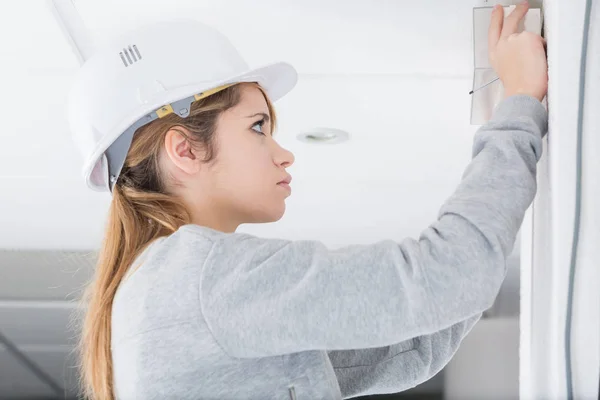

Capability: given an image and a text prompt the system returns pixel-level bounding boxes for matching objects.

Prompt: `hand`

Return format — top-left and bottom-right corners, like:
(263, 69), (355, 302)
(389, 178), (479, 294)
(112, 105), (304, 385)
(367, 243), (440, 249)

(488, 1), (549, 102)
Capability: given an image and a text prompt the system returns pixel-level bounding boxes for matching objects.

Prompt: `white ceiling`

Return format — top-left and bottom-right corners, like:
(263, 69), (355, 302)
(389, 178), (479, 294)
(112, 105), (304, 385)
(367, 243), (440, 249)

(0, 0), (507, 250)
(0, 0), (534, 397)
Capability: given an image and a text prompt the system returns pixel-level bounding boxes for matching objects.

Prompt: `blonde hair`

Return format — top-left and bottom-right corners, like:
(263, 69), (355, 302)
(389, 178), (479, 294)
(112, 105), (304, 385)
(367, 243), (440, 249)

(74, 82), (277, 399)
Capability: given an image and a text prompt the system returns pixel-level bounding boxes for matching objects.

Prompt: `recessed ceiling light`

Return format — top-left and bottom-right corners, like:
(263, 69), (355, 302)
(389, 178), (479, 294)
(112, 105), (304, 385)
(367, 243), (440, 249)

(296, 128), (350, 144)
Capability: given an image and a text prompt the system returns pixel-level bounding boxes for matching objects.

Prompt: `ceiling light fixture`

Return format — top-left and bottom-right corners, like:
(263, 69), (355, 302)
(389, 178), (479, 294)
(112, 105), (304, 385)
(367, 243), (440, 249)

(296, 128), (350, 144)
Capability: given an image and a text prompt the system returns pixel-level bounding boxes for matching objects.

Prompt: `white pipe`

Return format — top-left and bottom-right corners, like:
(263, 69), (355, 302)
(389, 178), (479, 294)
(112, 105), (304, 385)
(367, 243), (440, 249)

(46, 0), (95, 65)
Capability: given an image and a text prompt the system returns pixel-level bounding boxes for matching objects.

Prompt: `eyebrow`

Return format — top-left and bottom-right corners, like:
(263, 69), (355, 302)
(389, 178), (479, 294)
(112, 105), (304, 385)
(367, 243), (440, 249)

(247, 112), (270, 123)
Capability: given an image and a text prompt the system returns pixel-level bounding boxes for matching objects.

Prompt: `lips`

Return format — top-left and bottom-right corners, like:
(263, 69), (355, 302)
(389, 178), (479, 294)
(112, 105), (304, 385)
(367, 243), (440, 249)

(278, 175), (292, 185)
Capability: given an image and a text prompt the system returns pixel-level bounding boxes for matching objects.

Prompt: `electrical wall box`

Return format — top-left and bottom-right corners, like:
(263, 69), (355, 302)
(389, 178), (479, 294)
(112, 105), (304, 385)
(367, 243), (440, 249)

(471, 5), (543, 125)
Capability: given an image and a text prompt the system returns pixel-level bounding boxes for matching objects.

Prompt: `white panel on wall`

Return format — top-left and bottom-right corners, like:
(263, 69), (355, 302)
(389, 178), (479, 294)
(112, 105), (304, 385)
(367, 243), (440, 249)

(520, 0), (600, 398)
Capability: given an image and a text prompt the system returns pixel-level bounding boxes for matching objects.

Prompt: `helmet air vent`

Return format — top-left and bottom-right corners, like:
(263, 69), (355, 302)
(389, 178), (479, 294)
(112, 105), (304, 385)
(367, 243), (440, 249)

(119, 45), (142, 67)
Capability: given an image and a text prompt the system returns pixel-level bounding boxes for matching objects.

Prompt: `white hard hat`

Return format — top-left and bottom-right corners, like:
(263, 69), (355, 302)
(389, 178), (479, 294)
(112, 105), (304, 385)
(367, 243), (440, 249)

(67, 18), (298, 193)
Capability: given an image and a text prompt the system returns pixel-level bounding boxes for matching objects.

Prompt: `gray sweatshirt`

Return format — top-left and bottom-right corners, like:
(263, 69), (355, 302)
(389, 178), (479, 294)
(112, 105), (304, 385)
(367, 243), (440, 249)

(111, 94), (548, 400)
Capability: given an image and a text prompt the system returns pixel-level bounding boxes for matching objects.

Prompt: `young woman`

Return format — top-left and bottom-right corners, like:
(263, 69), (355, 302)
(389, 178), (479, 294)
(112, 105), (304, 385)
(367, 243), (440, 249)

(71, 2), (548, 399)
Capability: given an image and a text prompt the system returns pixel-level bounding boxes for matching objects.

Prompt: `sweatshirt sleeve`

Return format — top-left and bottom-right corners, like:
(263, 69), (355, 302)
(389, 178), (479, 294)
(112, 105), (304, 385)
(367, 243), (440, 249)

(327, 314), (482, 398)
(199, 94), (548, 359)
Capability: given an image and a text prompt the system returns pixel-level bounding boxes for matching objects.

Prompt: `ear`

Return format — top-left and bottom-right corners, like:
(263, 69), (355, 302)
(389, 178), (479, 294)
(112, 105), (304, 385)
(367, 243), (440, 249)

(163, 127), (203, 175)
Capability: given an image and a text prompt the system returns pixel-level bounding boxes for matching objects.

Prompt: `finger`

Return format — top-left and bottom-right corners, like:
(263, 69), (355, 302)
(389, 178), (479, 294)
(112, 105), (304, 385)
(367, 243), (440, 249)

(501, 2), (529, 38)
(488, 5), (504, 50)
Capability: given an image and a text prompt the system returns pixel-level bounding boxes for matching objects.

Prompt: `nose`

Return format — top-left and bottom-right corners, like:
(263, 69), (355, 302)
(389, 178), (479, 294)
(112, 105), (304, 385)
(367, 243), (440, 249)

(273, 141), (295, 168)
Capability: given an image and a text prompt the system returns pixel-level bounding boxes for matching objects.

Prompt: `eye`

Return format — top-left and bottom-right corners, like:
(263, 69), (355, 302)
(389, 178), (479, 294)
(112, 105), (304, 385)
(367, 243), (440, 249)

(251, 119), (266, 135)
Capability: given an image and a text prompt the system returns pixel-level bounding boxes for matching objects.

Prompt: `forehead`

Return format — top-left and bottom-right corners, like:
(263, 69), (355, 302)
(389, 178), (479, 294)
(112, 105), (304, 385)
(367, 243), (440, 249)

(232, 84), (270, 115)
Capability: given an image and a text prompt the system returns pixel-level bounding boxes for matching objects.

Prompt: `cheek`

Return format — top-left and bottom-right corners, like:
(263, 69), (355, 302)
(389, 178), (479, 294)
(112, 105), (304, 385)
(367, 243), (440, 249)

(218, 140), (271, 190)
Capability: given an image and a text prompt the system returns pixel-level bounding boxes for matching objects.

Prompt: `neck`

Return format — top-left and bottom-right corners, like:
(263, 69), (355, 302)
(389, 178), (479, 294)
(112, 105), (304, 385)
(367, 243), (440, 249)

(186, 199), (241, 233)
(190, 215), (240, 233)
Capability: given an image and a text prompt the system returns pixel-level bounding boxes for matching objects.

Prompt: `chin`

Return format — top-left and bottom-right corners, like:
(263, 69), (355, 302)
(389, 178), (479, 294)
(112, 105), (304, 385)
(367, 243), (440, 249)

(244, 195), (287, 224)
(256, 203), (286, 223)
(268, 205), (286, 222)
